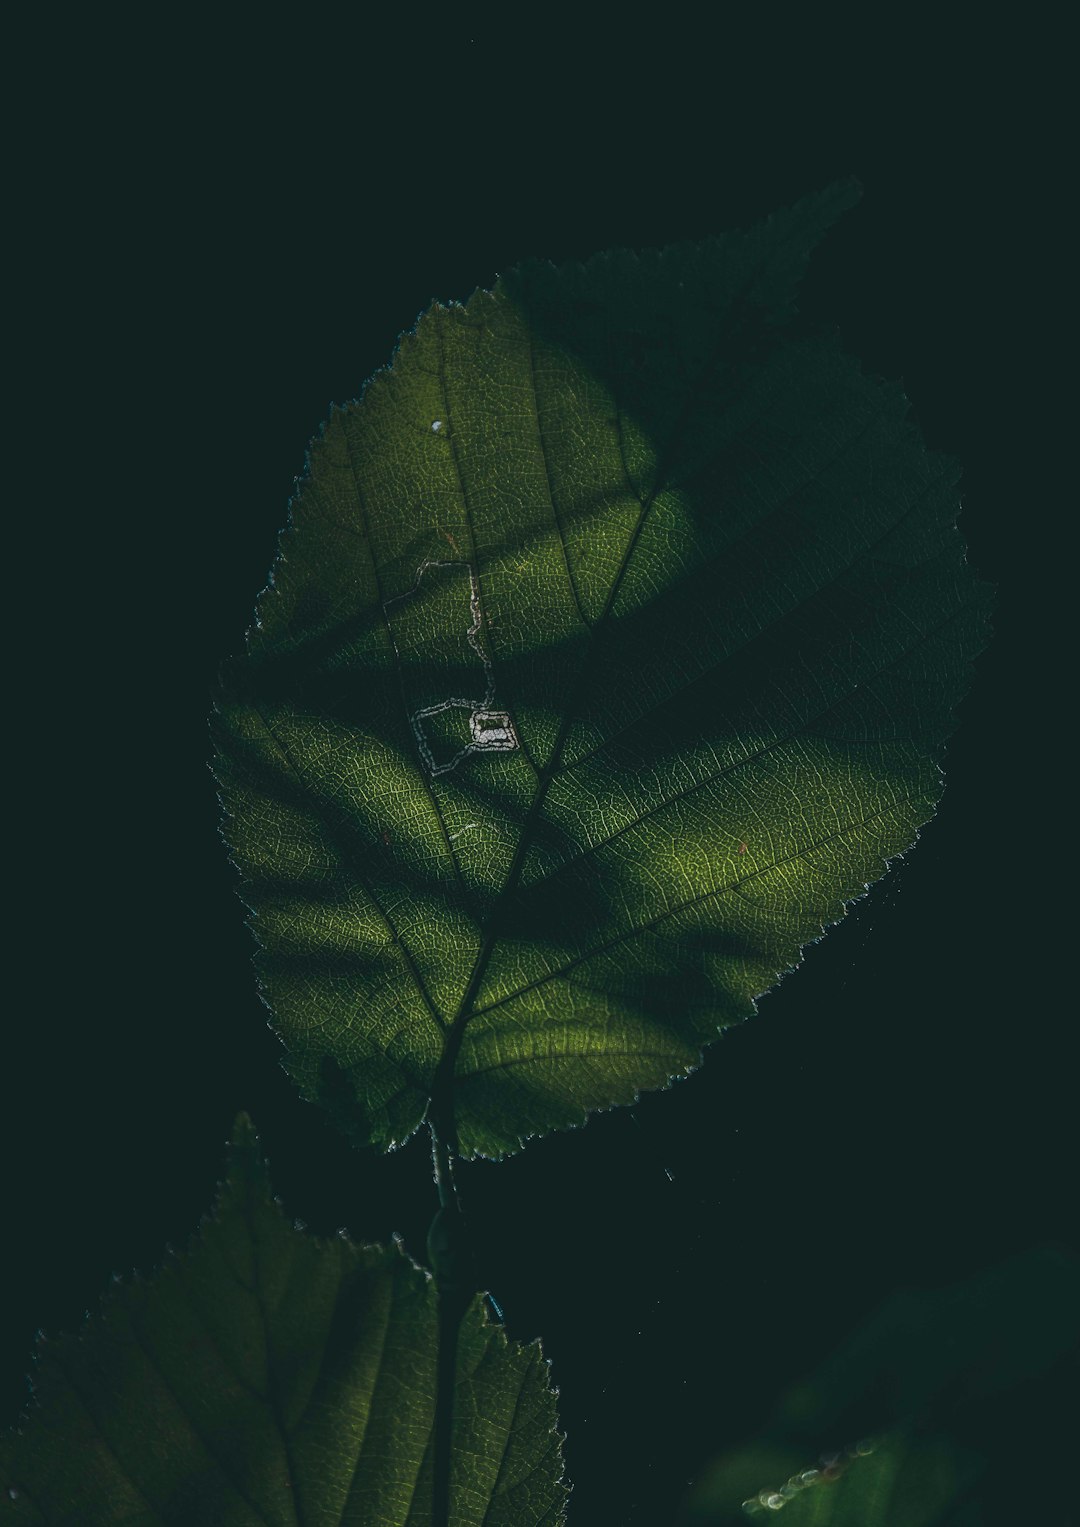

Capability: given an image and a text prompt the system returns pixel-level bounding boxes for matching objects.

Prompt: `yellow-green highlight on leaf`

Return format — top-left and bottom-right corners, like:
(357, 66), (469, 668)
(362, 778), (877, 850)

(0, 1116), (568, 1526)
(213, 180), (992, 1158)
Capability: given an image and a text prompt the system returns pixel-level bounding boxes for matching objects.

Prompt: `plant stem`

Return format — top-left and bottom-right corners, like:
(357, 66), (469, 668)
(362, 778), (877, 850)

(433, 1287), (458, 1527)
(431, 1125), (457, 1212)
(429, 1122), (469, 1527)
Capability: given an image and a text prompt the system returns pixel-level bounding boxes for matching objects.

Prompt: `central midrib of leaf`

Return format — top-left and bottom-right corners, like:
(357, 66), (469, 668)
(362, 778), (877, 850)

(428, 259), (779, 1148)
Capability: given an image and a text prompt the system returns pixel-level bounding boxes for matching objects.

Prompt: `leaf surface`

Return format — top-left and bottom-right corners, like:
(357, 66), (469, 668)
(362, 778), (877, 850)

(214, 182), (990, 1157)
(0, 1118), (566, 1525)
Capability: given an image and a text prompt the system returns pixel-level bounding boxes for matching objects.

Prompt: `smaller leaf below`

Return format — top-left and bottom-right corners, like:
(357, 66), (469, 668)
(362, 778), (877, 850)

(0, 1116), (567, 1526)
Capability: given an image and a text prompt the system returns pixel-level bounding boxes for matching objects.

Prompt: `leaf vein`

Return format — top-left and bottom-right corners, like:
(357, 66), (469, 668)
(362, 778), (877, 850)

(471, 800), (901, 1021)
(517, 592), (976, 896)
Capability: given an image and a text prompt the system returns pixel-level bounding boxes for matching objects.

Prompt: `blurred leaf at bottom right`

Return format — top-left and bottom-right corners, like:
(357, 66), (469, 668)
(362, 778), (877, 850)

(681, 1248), (1080, 1526)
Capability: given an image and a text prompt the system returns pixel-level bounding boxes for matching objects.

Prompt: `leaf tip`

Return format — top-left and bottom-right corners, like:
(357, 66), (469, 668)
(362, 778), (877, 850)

(225, 1110), (262, 1168)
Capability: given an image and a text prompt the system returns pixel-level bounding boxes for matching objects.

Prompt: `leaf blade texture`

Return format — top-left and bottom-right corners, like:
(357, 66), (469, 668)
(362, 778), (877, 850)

(214, 182), (991, 1157)
(0, 1118), (567, 1525)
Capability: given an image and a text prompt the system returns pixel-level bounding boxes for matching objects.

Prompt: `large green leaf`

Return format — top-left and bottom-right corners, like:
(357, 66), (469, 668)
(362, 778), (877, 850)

(214, 181), (990, 1158)
(0, 1118), (566, 1525)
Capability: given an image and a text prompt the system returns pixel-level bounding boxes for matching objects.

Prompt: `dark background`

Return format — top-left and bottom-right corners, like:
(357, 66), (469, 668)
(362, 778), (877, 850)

(7, 19), (1072, 1524)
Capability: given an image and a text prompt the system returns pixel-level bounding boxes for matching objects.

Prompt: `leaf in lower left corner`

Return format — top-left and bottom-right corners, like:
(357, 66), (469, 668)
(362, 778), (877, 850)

(0, 1115), (568, 1525)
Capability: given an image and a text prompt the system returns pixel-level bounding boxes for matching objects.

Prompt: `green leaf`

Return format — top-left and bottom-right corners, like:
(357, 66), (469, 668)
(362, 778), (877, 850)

(682, 1250), (1080, 1526)
(705, 1431), (977, 1526)
(0, 1117), (567, 1525)
(213, 181), (990, 1158)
